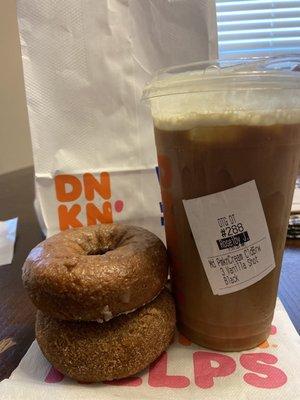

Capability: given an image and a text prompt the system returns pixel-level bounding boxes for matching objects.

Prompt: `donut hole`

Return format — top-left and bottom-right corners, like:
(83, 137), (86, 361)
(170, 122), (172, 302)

(87, 247), (111, 256)
(77, 228), (126, 256)
(76, 233), (117, 256)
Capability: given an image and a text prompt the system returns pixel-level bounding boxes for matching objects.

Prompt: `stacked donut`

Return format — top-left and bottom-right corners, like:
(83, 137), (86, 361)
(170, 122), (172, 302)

(22, 224), (175, 382)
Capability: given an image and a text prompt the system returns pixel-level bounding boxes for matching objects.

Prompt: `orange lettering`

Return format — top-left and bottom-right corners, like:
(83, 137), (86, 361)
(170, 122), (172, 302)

(83, 173), (111, 201)
(55, 175), (82, 202)
(86, 202), (113, 225)
(158, 154), (172, 189)
(58, 204), (83, 230)
(178, 333), (192, 346)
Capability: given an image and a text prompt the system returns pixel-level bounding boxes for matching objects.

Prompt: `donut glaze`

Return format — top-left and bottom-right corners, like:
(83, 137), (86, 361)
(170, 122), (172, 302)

(23, 224), (168, 321)
(36, 289), (176, 382)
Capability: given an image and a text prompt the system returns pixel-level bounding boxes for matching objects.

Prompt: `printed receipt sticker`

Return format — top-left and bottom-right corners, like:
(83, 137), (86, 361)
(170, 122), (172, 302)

(183, 181), (276, 295)
(5, 300), (299, 400)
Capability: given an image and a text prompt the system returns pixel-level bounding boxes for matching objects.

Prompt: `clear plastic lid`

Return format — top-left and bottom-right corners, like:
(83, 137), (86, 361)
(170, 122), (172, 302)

(143, 56), (300, 98)
(143, 56), (300, 130)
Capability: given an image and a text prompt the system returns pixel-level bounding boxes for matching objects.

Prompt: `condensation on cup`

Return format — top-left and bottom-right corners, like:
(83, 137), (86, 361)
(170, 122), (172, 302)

(143, 56), (300, 351)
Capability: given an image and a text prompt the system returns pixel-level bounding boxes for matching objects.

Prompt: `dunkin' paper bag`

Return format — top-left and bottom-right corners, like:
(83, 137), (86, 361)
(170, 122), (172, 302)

(16, 0), (217, 238)
(1, 300), (299, 399)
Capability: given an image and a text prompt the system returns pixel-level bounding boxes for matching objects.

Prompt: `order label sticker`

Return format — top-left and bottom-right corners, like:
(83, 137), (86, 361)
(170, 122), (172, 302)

(183, 180), (275, 295)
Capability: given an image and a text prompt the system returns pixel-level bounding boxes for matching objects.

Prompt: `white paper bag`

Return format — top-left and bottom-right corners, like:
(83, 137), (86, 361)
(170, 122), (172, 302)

(16, 0), (217, 238)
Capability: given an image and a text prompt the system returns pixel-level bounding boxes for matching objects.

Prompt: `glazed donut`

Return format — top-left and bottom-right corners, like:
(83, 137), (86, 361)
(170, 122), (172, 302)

(23, 224), (168, 321)
(36, 289), (175, 382)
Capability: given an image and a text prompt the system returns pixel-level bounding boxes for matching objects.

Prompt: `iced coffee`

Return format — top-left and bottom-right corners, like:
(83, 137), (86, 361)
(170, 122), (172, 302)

(144, 57), (300, 350)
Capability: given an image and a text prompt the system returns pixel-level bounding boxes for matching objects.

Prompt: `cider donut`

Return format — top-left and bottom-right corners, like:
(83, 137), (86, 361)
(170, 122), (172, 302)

(36, 289), (175, 382)
(23, 224), (168, 321)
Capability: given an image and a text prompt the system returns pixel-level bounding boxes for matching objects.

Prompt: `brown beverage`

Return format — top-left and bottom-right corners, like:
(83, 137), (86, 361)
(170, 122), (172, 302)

(155, 123), (300, 350)
(144, 57), (300, 351)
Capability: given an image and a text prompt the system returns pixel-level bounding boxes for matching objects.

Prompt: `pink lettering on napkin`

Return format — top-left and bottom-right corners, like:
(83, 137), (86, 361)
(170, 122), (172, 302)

(45, 366), (64, 383)
(193, 351), (236, 389)
(240, 353), (287, 388)
(148, 352), (190, 388)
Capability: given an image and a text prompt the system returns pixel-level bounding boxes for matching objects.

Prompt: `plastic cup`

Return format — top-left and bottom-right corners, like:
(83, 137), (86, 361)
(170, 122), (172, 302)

(143, 56), (300, 351)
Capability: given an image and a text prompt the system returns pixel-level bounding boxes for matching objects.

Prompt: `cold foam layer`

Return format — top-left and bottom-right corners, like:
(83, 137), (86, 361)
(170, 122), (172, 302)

(151, 89), (300, 131)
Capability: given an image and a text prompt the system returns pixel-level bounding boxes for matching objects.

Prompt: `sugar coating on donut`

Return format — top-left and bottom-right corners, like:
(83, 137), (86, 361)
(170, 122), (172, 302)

(36, 288), (176, 382)
(94, 289), (163, 323)
(95, 305), (113, 323)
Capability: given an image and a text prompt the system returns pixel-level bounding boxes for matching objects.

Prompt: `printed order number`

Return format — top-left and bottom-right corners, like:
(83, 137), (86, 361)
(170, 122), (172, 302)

(223, 223), (244, 237)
